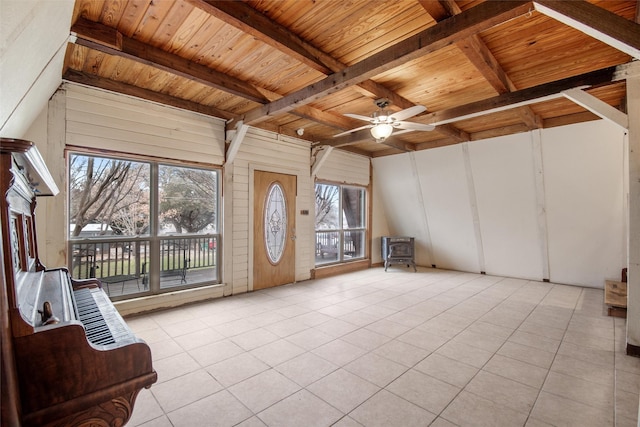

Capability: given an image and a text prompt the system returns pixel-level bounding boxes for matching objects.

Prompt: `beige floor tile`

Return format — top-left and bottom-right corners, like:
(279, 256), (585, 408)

(530, 391), (613, 427)
(312, 338), (369, 366)
(274, 352), (338, 387)
(128, 388), (165, 427)
(558, 340), (614, 366)
(126, 269), (638, 426)
(563, 329), (615, 352)
(257, 389), (343, 427)
(148, 338), (184, 361)
(452, 329), (506, 353)
(330, 416), (364, 427)
(249, 339), (305, 367)
(188, 338), (245, 367)
(137, 327), (171, 344)
(372, 339), (432, 367)
(344, 352), (408, 387)
(153, 352), (201, 384)
(340, 328), (392, 351)
(429, 418), (459, 427)
(542, 370), (613, 408)
(441, 390), (528, 427)
(465, 370), (539, 414)
(397, 328), (450, 352)
(551, 354), (614, 387)
(285, 328), (335, 350)
(205, 352), (270, 387)
(524, 417), (555, 427)
(136, 416), (174, 427)
(616, 388), (640, 421)
(307, 369), (380, 413)
(483, 354), (548, 389)
(466, 320), (515, 339)
(496, 341), (555, 369)
(509, 330), (561, 353)
(349, 390), (437, 427)
(173, 327), (225, 351)
(615, 352), (640, 375)
(230, 328), (280, 351)
(435, 340), (494, 368)
(385, 310), (428, 328)
(364, 318), (412, 338)
(161, 318), (209, 338)
(152, 370), (223, 413)
(263, 317), (310, 338)
(167, 390), (252, 427)
(386, 368), (460, 414)
(228, 369), (300, 413)
(517, 319), (566, 341)
(417, 313), (473, 339)
(338, 310), (380, 327)
(234, 416), (268, 427)
(314, 318), (360, 338)
(414, 353), (479, 388)
(616, 370), (640, 394)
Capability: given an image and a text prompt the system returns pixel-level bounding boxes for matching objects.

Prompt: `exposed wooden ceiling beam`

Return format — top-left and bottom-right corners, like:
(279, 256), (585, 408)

(71, 17), (359, 135)
(321, 63), (627, 149)
(71, 18), (270, 104)
(62, 69), (239, 121)
(422, 66), (621, 126)
(190, 0), (416, 110)
(534, 0), (640, 59)
(420, 0), (542, 132)
(241, 1), (533, 125)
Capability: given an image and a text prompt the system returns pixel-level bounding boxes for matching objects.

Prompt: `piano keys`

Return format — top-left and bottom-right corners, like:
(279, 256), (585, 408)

(1, 138), (157, 427)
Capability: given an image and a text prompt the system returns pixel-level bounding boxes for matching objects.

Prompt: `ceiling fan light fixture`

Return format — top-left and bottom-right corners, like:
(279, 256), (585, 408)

(370, 123), (393, 141)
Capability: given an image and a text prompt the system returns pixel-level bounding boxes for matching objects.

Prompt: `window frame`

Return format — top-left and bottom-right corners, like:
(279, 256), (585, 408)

(66, 150), (221, 301)
(314, 181), (368, 266)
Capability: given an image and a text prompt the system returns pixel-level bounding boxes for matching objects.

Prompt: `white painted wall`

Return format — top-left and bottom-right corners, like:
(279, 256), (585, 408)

(373, 120), (626, 288)
(467, 132), (544, 280)
(542, 121), (626, 287)
(0, 0), (74, 138)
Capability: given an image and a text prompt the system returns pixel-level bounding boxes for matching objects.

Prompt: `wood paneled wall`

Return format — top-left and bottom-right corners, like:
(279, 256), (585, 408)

(64, 84), (226, 164)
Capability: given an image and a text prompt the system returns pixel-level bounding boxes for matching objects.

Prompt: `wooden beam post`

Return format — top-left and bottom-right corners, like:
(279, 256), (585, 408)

(626, 74), (640, 355)
(562, 88), (628, 129)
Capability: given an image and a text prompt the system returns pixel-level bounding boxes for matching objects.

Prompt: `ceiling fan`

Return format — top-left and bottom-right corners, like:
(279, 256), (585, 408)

(334, 99), (435, 142)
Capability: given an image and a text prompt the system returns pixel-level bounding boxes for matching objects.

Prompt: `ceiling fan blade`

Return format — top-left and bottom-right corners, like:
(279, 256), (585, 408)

(344, 113), (374, 122)
(395, 121), (435, 131)
(390, 105), (427, 121)
(333, 124), (373, 137)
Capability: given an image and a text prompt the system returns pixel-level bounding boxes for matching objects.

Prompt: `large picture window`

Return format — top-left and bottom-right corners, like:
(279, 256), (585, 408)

(315, 182), (366, 266)
(68, 153), (220, 300)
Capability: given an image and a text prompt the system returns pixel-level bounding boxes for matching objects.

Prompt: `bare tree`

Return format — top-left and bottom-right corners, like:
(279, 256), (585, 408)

(69, 156), (148, 236)
(315, 184), (339, 229)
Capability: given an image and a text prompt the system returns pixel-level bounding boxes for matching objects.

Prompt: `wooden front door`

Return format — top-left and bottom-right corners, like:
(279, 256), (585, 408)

(253, 171), (296, 290)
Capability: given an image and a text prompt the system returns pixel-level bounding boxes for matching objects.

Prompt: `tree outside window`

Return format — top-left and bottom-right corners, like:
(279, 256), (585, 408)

(315, 183), (366, 265)
(68, 153), (220, 299)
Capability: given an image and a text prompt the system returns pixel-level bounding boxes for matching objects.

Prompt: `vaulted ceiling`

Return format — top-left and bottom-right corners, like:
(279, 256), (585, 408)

(65, 0), (640, 157)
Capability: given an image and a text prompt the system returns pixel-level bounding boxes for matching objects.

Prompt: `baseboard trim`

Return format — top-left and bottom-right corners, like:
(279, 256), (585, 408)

(627, 342), (640, 358)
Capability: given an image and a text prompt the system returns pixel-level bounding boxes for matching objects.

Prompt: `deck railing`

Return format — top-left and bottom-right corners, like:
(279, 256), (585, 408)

(69, 235), (219, 297)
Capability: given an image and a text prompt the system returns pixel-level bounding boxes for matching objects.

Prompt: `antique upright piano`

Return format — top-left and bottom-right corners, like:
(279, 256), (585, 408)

(0, 138), (157, 426)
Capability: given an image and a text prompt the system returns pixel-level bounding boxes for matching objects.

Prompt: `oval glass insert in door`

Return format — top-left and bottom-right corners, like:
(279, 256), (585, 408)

(264, 182), (287, 264)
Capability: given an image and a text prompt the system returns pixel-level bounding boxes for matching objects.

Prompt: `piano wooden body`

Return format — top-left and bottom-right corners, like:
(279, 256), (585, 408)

(0, 139), (157, 426)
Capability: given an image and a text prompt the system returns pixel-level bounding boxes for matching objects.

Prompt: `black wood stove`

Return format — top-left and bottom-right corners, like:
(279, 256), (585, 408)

(381, 236), (416, 272)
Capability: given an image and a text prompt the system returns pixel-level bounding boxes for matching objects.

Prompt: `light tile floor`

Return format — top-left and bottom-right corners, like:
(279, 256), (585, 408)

(125, 268), (640, 427)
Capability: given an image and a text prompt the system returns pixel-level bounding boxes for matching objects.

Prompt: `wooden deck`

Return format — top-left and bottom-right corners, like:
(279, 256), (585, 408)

(102, 267), (217, 298)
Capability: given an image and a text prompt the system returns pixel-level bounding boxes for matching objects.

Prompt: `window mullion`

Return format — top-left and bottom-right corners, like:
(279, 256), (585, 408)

(149, 163), (160, 292)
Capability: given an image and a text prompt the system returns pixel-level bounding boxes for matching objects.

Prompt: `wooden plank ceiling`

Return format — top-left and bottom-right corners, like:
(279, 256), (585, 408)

(64, 0), (639, 157)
